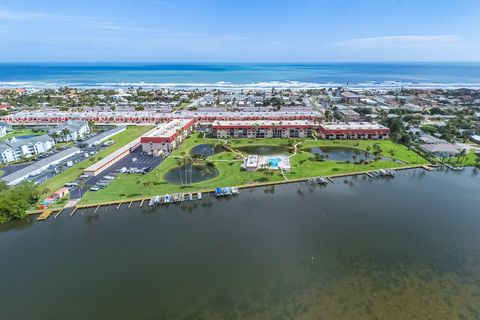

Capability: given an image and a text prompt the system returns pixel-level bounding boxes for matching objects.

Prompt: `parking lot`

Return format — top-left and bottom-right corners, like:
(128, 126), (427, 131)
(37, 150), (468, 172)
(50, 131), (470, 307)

(69, 147), (164, 199)
(28, 144), (105, 185)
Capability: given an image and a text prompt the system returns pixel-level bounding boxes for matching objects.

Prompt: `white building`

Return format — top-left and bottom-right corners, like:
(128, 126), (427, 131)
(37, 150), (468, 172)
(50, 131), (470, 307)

(140, 119), (195, 156)
(0, 122), (13, 137)
(48, 120), (90, 142)
(0, 145), (17, 163)
(0, 135), (56, 163)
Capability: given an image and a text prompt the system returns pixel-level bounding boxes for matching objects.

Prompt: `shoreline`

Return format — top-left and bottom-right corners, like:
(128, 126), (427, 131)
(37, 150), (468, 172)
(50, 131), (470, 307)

(27, 164), (435, 217)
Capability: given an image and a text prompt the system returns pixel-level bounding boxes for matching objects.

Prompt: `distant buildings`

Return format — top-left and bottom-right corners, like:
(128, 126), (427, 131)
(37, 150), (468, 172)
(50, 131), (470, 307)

(0, 135), (56, 164)
(419, 143), (463, 157)
(337, 109), (361, 122)
(340, 92), (361, 104)
(212, 120), (316, 139)
(318, 123), (390, 140)
(48, 120), (90, 142)
(0, 122), (12, 137)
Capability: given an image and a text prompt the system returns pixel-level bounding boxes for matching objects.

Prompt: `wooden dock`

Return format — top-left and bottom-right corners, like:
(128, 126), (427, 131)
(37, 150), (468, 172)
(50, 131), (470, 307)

(37, 210), (53, 221)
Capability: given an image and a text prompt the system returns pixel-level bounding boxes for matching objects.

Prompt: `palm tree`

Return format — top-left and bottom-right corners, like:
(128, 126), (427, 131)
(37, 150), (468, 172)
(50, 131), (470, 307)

(176, 159), (184, 185)
(346, 160), (351, 168)
(61, 128), (71, 142)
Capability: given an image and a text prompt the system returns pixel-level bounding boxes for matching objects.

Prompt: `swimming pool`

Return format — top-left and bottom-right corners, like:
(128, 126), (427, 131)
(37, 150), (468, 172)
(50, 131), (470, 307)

(267, 157), (282, 168)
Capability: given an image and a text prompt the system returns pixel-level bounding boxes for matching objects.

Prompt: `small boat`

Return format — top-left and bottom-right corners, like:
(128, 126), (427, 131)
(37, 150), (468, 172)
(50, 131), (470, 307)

(164, 194), (172, 204)
(215, 188), (223, 197)
(148, 198), (155, 206)
(223, 187), (232, 196)
(153, 195), (161, 205)
(231, 187), (239, 195)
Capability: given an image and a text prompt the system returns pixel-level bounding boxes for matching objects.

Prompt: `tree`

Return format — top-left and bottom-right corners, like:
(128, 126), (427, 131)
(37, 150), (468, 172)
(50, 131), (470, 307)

(0, 182), (39, 222)
(61, 128), (71, 141)
(176, 159), (184, 186)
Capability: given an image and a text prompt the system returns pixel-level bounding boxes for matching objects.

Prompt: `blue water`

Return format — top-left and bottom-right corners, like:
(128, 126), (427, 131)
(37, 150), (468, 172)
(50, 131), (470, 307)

(268, 158), (281, 168)
(1, 62), (480, 89)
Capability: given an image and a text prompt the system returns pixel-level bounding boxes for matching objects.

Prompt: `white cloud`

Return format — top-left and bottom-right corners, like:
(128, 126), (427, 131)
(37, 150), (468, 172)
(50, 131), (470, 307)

(329, 35), (461, 48)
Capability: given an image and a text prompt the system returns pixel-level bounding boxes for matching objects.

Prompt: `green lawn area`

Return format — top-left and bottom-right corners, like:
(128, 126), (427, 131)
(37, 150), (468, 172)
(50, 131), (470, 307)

(80, 133), (428, 205)
(0, 128), (46, 141)
(39, 125), (153, 194)
(442, 150), (479, 166)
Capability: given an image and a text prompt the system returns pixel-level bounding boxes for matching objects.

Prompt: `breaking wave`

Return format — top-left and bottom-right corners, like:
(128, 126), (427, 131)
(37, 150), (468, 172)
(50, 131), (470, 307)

(2, 80), (480, 90)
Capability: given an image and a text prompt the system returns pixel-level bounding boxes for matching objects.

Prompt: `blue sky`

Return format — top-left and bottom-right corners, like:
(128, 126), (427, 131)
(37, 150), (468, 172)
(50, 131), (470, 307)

(1, 0), (480, 62)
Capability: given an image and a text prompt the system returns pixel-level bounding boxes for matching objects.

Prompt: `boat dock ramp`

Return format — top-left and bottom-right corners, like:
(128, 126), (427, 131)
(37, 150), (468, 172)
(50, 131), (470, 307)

(307, 177), (329, 185)
(214, 187), (239, 197)
(365, 169), (396, 178)
(148, 192), (203, 206)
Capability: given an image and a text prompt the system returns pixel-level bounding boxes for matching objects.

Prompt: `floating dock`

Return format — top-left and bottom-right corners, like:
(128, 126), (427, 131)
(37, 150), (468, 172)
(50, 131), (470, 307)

(37, 210), (53, 221)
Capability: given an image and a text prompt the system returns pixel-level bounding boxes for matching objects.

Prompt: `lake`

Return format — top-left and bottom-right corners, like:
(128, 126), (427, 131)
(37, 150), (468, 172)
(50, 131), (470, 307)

(190, 143), (225, 157)
(236, 145), (290, 155)
(0, 168), (479, 319)
(163, 164), (219, 185)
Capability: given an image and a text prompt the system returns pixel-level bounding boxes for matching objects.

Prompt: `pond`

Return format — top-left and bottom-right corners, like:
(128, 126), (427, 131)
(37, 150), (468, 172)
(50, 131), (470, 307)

(309, 146), (384, 162)
(190, 143), (225, 157)
(14, 135), (35, 140)
(236, 145), (290, 155)
(163, 164), (219, 185)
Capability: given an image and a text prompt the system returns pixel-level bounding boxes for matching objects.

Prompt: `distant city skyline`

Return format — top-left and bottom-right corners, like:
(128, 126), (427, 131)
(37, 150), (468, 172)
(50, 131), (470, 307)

(1, 0), (480, 62)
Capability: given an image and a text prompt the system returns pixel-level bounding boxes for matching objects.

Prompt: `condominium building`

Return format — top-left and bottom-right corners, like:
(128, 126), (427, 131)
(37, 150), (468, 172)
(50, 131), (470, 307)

(318, 123), (390, 140)
(140, 119), (195, 156)
(211, 120), (316, 139)
(48, 120), (90, 142)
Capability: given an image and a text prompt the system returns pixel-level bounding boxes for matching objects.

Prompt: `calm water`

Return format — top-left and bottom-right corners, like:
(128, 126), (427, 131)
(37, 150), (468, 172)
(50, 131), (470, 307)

(190, 144), (225, 157)
(236, 145), (290, 155)
(0, 169), (480, 319)
(163, 164), (219, 185)
(309, 146), (376, 162)
(2, 62), (480, 89)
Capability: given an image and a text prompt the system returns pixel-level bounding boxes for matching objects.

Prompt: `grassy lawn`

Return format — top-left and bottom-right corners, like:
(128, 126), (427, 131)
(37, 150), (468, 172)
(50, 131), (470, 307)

(39, 125), (153, 194)
(0, 128), (46, 141)
(80, 133), (428, 205)
(441, 150), (479, 166)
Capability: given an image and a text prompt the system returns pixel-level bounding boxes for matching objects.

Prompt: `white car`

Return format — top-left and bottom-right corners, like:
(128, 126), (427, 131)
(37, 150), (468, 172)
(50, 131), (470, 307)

(89, 186), (100, 191)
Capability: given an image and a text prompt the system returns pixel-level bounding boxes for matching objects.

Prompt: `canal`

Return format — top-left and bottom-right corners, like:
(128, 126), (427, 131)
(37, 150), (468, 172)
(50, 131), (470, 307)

(0, 168), (479, 319)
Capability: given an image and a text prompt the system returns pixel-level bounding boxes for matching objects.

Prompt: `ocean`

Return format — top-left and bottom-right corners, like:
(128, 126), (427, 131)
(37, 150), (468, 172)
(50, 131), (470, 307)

(1, 62), (480, 89)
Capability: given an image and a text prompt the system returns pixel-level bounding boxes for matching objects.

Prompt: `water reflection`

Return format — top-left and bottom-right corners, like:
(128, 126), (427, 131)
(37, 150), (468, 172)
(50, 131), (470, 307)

(236, 145), (290, 155)
(164, 164), (219, 184)
(0, 169), (479, 319)
(190, 143), (225, 157)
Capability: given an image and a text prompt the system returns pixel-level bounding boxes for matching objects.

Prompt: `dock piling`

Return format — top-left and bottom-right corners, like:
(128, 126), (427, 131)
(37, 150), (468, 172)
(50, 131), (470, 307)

(54, 209), (63, 219)
(70, 207), (78, 217)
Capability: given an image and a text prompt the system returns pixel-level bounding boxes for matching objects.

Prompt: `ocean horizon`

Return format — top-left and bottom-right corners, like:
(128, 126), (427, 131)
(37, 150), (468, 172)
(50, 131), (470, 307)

(2, 62), (480, 90)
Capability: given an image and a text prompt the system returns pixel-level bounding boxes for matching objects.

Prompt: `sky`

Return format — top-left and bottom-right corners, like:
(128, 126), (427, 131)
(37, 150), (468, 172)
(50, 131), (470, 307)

(1, 0), (480, 62)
